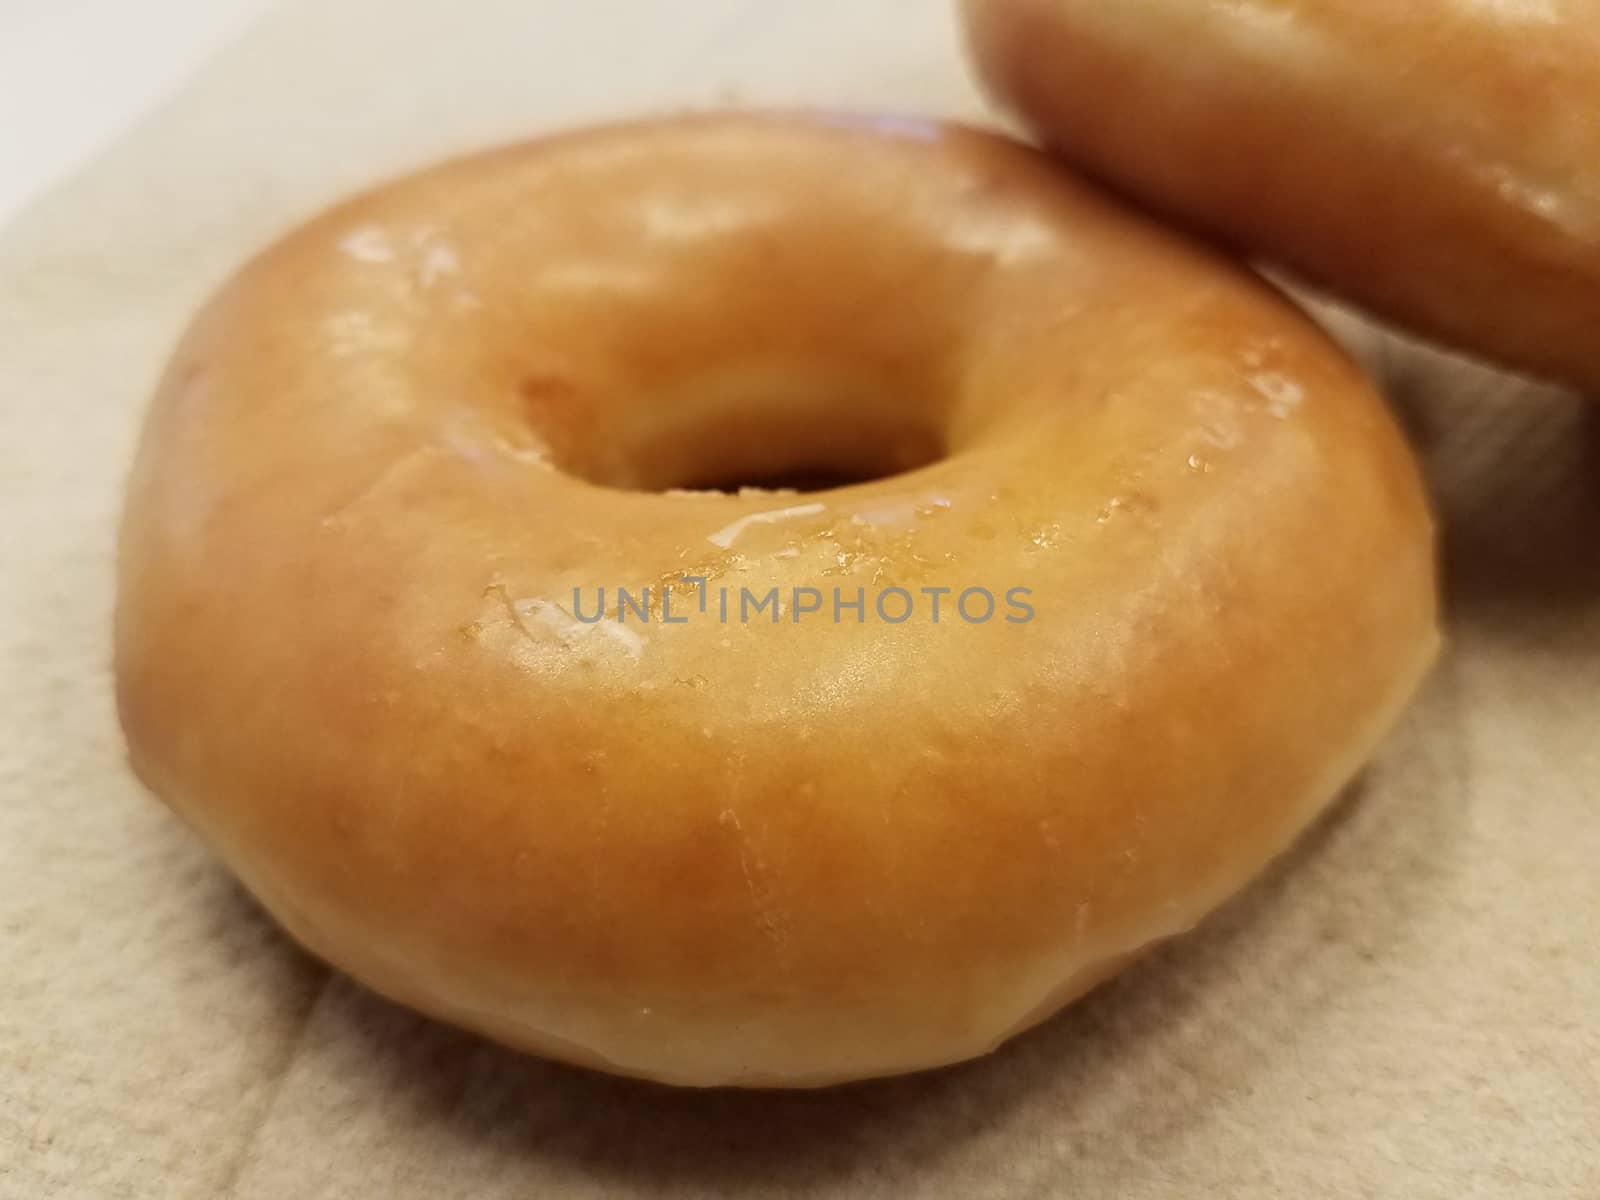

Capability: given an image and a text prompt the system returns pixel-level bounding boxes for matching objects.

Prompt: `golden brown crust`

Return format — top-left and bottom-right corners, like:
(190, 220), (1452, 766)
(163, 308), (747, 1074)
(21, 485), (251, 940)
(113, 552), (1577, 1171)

(115, 113), (1438, 1086)
(962, 0), (1600, 391)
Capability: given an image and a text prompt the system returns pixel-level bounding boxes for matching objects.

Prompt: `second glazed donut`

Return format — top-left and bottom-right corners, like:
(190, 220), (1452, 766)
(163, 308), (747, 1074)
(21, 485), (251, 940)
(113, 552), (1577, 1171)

(963, 0), (1600, 390)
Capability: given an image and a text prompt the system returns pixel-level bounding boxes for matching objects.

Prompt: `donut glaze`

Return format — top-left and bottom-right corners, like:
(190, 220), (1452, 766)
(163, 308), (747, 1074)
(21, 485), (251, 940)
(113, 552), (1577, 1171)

(963, 0), (1600, 391)
(116, 114), (1438, 1086)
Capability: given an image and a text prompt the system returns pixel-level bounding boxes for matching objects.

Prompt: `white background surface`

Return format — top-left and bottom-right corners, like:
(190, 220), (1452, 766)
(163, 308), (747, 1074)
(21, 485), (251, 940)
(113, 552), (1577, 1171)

(0, 0), (271, 228)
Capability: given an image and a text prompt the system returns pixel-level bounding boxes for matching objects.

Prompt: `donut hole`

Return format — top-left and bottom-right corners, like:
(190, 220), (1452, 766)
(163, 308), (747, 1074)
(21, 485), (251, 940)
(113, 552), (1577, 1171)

(647, 406), (947, 494)
(682, 466), (908, 495)
(523, 364), (952, 494)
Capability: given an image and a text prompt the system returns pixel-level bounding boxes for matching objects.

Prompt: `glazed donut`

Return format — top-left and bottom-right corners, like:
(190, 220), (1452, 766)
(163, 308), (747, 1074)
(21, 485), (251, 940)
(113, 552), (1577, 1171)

(116, 113), (1437, 1087)
(962, 0), (1600, 391)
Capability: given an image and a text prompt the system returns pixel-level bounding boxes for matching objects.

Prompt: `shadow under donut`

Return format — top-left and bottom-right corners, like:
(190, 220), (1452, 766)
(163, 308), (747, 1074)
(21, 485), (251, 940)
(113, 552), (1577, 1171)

(1304, 298), (1600, 634)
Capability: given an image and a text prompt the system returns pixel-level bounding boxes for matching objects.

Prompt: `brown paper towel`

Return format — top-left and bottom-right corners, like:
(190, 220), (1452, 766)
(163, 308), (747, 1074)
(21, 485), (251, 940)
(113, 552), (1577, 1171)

(2, 2), (1596, 1196)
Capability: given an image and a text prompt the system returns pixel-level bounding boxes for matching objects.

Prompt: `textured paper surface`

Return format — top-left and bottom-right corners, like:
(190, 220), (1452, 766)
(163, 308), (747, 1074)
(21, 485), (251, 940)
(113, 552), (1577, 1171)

(2, 2), (1596, 1196)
